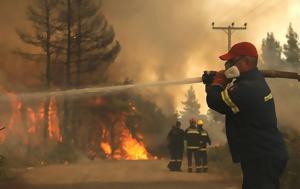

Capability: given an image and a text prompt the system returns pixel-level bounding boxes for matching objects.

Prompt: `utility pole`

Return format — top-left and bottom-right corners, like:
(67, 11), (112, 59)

(212, 22), (247, 51)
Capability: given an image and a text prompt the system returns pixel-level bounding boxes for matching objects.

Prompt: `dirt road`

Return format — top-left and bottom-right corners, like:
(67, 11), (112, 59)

(2, 160), (240, 189)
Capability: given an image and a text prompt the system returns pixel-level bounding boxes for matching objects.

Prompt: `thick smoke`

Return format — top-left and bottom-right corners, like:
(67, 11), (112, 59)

(0, 0), (300, 152)
(102, 0), (300, 114)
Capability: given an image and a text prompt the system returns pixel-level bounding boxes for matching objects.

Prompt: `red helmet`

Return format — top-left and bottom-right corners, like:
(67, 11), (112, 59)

(219, 42), (258, 61)
(189, 118), (196, 124)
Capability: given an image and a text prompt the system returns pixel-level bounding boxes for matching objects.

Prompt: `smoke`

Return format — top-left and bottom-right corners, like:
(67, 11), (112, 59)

(101, 0), (300, 114)
(267, 75), (300, 131)
(101, 0), (300, 137)
(1, 0), (299, 113)
(0, 0), (299, 155)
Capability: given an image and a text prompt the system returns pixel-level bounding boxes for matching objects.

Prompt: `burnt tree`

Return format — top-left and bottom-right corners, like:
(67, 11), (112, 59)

(16, 0), (60, 145)
(55, 0), (120, 146)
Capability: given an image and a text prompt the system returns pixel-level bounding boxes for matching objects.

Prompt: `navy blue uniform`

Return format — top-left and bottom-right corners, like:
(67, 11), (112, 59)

(185, 126), (201, 172)
(197, 127), (211, 172)
(205, 68), (287, 189)
(167, 126), (185, 171)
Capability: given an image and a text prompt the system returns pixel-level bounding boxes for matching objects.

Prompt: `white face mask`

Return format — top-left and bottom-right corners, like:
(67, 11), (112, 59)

(224, 66), (240, 79)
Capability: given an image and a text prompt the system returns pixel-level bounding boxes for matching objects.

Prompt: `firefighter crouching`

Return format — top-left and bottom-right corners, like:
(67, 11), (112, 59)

(167, 120), (185, 171)
(197, 119), (211, 173)
(185, 118), (201, 172)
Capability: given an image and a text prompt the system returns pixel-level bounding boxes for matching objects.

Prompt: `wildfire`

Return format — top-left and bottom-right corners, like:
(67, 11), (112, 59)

(100, 142), (112, 155)
(1, 90), (154, 161)
(48, 98), (61, 142)
(100, 113), (154, 160)
(27, 107), (37, 134)
(0, 92), (62, 145)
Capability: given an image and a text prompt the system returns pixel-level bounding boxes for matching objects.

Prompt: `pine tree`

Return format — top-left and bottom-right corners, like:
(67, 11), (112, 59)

(283, 24), (300, 68)
(180, 86), (201, 127)
(55, 0), (120, 87)
(53, 0), (120, 145)
(261, 32), (283, 69)
(16, 0), (60, 143)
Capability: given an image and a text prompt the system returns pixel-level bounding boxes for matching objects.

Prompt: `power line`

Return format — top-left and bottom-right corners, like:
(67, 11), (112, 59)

(212, 22), (247, 51)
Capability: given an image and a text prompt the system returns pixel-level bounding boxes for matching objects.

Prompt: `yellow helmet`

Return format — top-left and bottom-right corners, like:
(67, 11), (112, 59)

(197, 119), (204, 126)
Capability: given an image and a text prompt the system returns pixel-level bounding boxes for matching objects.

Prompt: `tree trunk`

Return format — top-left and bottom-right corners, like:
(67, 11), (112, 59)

(62, 0), (72, 145)
(44, 0), (51, 145)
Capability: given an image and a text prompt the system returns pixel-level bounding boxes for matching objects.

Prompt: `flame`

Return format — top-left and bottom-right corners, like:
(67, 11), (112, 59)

(119, 125), (149, 160)
(27, 107), (37, 134)
(0, 92), (62, 145)
(0, 90), (153, 160)
(100, 127), (112, 157)
(100, 113), (154, 160)
(100, 142), (112, 155)
(48, 98), (61, 142)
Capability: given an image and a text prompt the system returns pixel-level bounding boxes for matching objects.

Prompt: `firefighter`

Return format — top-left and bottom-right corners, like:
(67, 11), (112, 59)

(196, 119), (211, 173)
(202, 42), (288, 189)
(185, 118), (201, 172)
(167, 120), (185, 171)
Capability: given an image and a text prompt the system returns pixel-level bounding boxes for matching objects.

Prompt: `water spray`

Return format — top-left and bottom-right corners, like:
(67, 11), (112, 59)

(4, 70), (300, 100)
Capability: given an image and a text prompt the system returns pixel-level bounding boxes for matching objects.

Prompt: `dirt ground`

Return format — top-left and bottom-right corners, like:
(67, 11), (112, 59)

(1, 160), (240, 189)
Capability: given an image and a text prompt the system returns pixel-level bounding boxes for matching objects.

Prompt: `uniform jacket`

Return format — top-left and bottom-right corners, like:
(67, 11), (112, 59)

(167, 126), (185, 150)
(206, 68), (287, 163)
(185, 126), (201, 149)
(197, 127), (211, 149)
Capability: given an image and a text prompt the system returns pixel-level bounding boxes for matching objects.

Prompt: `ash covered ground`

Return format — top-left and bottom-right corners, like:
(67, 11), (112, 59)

(2, 160), (240, 189)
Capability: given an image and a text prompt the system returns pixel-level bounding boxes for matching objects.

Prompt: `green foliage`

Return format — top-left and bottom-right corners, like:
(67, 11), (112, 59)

(283, 24), (300, 67)
(261, 32), (283, 69)
(180, 86), (201, 126)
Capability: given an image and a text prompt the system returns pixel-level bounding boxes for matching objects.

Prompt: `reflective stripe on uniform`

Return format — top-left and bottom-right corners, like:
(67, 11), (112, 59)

(221, 89), (240, 114)
(170, 159), (176, 162)
(264, 93), (273, 102)
(201, 132), (208, 136)
(199, 148), (207, 151)
(187, 130), (200, 134)
(187, 146), (200, 149)
(203, 166), (208, 168)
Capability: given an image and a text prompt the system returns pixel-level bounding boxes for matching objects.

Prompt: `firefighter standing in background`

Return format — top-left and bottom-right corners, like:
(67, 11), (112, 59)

(196, 119), (211, 173)
(167, 120), (185, 171)
(185, 118), (201, 173)
(203, 42), (288, 189)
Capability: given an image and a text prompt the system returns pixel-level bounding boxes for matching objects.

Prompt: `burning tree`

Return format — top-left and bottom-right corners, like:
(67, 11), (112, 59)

(15, 0), (120, 151)
(15, 0), (60, 145)
(7, 0), (174, 163)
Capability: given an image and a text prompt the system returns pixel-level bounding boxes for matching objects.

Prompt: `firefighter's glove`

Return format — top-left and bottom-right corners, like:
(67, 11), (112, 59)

(211, 70), (229, 88)
(202, 71), (217, 85)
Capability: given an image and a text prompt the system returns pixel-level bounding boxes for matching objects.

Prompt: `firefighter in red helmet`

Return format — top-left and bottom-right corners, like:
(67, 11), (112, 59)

(202, 42), (288, 189)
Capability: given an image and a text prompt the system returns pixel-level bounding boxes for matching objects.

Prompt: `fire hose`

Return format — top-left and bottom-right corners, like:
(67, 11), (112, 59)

(7, 70), (300, 100)
(261, 70), (300, 81)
